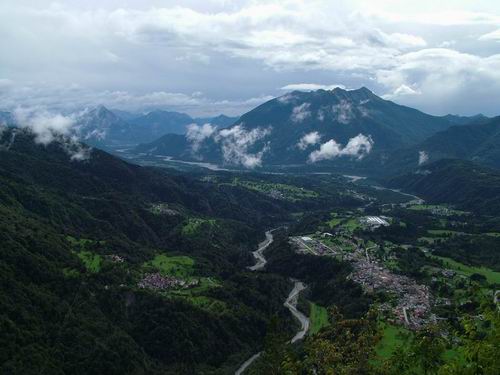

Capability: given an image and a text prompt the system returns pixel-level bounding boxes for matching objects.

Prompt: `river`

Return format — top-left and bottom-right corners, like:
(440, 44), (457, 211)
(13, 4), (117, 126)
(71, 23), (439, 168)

(235, 230), (310, 374)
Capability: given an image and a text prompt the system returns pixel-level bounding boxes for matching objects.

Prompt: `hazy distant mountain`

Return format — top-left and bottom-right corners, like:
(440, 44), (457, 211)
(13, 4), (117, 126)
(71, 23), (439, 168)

(194, 114), (238, 128)
(441, 113), (489, 126)
(135, 87), (460, 169)
(76, 107), (238, 146)
(130, 110), (194, 139)
(75, 105), (132, 146)
(384, 116), (500, 173)
(111, 109), (141, 122)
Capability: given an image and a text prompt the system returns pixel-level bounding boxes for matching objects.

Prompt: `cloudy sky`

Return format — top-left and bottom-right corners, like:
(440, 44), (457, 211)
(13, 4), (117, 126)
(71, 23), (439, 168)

(1, 0), (500, 116)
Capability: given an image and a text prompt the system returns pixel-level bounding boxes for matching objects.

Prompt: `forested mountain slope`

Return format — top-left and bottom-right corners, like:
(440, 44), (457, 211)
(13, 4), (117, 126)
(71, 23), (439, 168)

(0, 128), (298, 374)
(386, 159), (500, 215)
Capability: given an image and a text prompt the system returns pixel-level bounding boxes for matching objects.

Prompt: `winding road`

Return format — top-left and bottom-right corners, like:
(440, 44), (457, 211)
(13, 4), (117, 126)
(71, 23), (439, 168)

(235, 230), (310, 374)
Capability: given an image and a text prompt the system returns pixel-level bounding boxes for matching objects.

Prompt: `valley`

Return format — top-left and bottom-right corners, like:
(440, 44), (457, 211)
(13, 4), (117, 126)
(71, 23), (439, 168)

(0, 128), (499, 374)
(4, 2), (500, 373)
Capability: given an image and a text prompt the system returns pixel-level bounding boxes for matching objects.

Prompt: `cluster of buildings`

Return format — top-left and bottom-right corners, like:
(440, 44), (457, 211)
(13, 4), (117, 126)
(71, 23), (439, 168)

(267, 189), (286, 200)
(149, 203), (179, 216)
(138, 272), (198, 290)
(290, 236), (336, 256)
(291, 230), (435, 330)
(348, 255), (433, 329)
(107, 254), (125, 263)
(360, 216), (390, 229)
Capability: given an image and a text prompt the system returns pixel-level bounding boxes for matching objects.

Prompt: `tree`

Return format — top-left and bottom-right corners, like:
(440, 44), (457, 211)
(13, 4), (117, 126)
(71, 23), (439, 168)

(301, 307), (378, 374)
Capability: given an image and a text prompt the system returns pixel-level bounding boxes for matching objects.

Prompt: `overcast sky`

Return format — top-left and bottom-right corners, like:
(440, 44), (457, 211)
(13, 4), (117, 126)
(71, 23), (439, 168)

(1, 0), (500, 116)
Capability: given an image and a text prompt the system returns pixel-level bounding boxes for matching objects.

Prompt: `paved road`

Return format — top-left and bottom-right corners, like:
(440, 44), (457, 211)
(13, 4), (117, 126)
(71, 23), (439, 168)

(235, 230), (309, 374)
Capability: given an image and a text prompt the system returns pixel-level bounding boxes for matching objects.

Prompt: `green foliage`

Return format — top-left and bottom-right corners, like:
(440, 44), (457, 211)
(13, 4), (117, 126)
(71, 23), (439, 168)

(180, 217), (217, 237)
(375, 323), (411, 361)
(145, 254), (195, 278)
(230, 177), (319, 202)
(301, 308), (379, 374)
(309, 302), (330, 335)
(432, 256), (500, 284)
(76, 251), (102, 273)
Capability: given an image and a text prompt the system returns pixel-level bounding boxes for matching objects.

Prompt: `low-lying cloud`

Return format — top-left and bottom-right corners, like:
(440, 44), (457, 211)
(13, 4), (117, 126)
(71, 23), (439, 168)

(186, 123), (217, 153)
(291, 103), (311, 123)
(281, 83), (346, 91)
(215, 124), (271, 168)
(297, 131), (321, 150)
(418, 150), (429, 165)
(14, 108), (74, 145)
(12, 108), (91, 161)
(309, 134), (373, 163)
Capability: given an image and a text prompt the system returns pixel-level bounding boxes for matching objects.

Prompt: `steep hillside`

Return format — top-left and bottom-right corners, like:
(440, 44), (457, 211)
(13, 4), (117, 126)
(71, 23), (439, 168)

(384, 116), (500, 173)
(386, 159), (500, 215)
(134, 87), (458, 169)
(0, 128), (301, 374)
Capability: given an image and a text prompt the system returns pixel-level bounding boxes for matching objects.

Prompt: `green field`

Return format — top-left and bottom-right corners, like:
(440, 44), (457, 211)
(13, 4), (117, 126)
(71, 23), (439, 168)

(181, 218), (216, 236)
(146, 254), (195, 278)
(327, 217), (342, 228)
(181, 295), (227, 313)
(309, 302), (330, 335)
(375, 323), (411, 360)
(432, 256), (500, 284)
(77, 251), (102, 273)
(428, 229), (462, 236)
(344, 218), (361, 232)
(229, 178), (318, 201)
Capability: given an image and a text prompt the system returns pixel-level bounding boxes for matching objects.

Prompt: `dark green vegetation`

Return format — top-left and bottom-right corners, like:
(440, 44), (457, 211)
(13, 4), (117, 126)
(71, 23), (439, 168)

(0, 129), (300, 374)
(2, 124), (500, 374)
(387, 159), (500, 215)
(266, 231), (372, 318)
(385, 115), (500, 172)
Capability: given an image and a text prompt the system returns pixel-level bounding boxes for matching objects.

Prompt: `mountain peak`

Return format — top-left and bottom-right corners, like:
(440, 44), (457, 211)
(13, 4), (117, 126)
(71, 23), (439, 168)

(330, 86), (375, 101)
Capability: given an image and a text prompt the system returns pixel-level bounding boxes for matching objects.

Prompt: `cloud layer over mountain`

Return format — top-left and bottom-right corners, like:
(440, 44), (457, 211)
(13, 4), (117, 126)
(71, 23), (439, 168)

(2, 1), (500, 116)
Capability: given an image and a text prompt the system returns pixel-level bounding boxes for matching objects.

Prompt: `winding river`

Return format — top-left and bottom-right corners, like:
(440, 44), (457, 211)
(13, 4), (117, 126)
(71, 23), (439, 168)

(235, 230), (310, 374)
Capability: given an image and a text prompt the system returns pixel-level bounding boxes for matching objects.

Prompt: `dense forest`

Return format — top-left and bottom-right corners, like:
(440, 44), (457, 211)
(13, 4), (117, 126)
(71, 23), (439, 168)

(0, 129), (306, 374)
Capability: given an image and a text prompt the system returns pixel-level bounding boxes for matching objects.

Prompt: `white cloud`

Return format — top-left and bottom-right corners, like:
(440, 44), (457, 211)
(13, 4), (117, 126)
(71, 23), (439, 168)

(297, 131), (321, 150)
(277, 93), (297, 105)
(479, 29), (500, 42)
(186, 123), (217, 152)
(14, 108), (75, 145)
(291, 103), (311, 123)
(418, 150), (429, 165)
(332, 100), (355, 124)
(363, 9), (500, 26)
(281, 83), (346, 91)
(12, 107), (91, 160)
(2, 2), (500, 116)
(0, 84), (272, 117)
(376, 48), (500, 113)
(384, 84), (421, 99)
(309, 133), (373, 163)
(215, 124), (271, 168)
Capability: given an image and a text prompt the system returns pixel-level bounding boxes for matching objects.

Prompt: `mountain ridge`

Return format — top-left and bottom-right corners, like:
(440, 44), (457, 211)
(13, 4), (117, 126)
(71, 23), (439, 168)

(134, 87), (480, 169)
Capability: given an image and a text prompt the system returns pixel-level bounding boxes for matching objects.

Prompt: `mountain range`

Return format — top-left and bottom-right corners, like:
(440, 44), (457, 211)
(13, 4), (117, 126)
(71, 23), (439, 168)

(383, 116), (500, 172)
(135, 87), (486, 171)
(1, 106), (238, 149)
